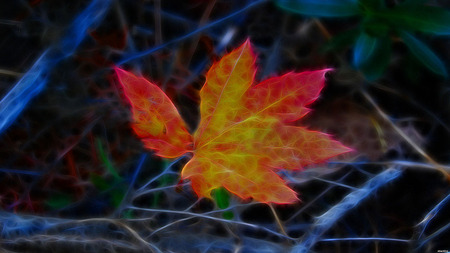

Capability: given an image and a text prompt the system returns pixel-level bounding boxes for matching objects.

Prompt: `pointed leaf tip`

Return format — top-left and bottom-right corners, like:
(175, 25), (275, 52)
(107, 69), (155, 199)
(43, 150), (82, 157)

(245, 68), (334, 122)
(195, 39), (257, 144)
(115, 67), (193, 158)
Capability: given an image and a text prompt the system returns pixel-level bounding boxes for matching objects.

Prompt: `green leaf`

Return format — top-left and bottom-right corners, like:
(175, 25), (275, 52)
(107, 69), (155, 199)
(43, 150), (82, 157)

(275, 0), (361, 17)
(375, 5), (450, 35)
(96, 139), (121, 180)
(212, 187), (230, 209)
(399, 31), (448, 77)
(353, 33), (391, 80)
(212, 187), (234, 220)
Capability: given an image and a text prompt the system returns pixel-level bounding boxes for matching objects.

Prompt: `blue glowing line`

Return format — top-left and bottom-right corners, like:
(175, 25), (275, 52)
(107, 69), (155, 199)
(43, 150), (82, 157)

(0, 52), (49, 134)
(319, 237), (410, 243)
(134, 182), (189, 197)
(132, 26), (155, 36)
(129, 154), (148, 190)
(312, 177), (358, 190)
(137, 155), (186, 193)
(59, 0), (113, 56)
(0, 168), (43, 176)
(285, 170), (353, 224)
(114, 153), (148, 217)
(0, 0), (112, 136)
(415, 194), (450, 250)
(0, 211), (58, 237)
(241, 237), (286, 252)
(129, 206), (293, 240)
(117, 0), (267, 65)
(328, 160), (450, 171)
(420, 222), (450, 247)
(291, 168), (402, 253)
(144, 6), (198, 27)
(417, 194), (450, 240)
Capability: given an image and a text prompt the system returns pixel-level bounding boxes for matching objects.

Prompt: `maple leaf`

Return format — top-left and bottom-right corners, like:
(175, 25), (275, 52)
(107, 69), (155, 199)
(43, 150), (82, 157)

(115, 39), (351, 204)
(114, 68), (193, 158)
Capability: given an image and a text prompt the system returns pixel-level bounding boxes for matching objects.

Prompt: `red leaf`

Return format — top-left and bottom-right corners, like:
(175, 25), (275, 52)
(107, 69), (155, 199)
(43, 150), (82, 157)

(115, 67), (193, 158)
(245, 69), (332, 122)
(115, 39), (352, 204)
(194, 39), (256, 146)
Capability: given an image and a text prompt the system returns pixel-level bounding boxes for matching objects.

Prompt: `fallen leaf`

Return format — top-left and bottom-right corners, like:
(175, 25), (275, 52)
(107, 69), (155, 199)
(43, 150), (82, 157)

(115, 67), (193, 158)
(115, 39), (351, 204)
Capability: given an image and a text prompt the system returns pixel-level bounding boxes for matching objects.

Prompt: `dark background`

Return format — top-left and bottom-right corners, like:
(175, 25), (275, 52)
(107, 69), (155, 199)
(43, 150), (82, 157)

(0, 0), (448, 252)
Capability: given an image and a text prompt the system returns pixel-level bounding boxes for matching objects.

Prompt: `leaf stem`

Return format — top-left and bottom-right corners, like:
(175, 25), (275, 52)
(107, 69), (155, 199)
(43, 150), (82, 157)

(269, 203), (288, 237)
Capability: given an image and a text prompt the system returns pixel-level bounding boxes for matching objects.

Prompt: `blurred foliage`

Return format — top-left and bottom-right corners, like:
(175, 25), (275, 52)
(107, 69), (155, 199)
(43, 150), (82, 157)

(89, 139), (126, 209)
(276, 0), (450, 79)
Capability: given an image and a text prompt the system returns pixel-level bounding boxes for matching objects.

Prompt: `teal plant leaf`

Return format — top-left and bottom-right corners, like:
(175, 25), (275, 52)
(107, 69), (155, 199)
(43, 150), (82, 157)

(399, 31), (448, 77)
(376, 5), (450, 35)
(275, 0), (360, 17)
(276, 0), (449, 79)
(353, 33), (391, 80)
